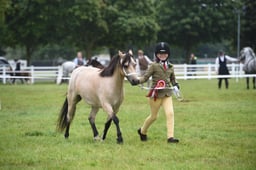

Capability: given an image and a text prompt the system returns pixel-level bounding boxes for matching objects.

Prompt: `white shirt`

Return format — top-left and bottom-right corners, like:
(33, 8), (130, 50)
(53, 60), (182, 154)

(73, 57), (86, 66)
(215, 55), (238, 71)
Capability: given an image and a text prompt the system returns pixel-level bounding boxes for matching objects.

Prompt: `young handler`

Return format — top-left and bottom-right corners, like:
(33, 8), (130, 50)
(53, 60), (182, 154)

(132, 42), (179, 143)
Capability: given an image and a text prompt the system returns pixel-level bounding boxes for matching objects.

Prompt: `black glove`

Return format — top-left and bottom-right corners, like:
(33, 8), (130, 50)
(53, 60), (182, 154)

(173, 83), (180, 89)
(131, 79), (140, 86)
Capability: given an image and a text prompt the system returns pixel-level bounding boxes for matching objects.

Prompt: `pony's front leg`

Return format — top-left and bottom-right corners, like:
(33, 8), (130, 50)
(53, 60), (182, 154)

(88, 117), (100, 140)
(112, 115), (123, 144)
(64, 124), (70, 138)
(88, 107), (100, 140)
(253, 77), (256, 89)
(102, 118), (112, 141)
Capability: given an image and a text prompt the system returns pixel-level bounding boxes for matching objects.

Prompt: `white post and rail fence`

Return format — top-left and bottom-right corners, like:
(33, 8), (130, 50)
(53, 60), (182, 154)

(0, 63), (256, 84)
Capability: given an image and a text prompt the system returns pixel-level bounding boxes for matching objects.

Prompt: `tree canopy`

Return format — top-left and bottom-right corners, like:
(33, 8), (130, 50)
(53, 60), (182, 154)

(0, 0), (254, 64)
(157, 0), (241, 62)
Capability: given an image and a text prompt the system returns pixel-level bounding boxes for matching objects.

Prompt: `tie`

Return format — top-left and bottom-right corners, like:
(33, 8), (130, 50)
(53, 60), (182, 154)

(163, 62), (167, 70)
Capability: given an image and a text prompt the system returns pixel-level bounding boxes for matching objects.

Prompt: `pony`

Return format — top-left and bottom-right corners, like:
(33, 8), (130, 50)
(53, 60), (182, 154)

(239, 47), (256, 89)
(57, 50), (138, 143)
(56, 58), (105, 84)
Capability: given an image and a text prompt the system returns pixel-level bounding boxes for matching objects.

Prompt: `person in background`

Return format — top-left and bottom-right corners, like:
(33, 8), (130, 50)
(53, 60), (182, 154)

(189, 53), (197, 77)
(136, 50), (152, 76)
(73, 51), (86, 67)
(136, 49), (152, 88)
(215, 50), (238, 89)
(133, 42), (179, 143)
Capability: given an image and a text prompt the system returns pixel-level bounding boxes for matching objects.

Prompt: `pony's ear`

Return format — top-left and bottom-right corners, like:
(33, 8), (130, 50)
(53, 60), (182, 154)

(118, 50), (125, 58)
(128, 49), (133, 55)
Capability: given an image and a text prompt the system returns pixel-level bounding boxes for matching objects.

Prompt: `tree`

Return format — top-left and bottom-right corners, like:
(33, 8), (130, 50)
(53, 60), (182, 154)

(58, 0), (108, 59)
(3, 0), (159, 63)
(157, 0), (240, 62)
(4, 0), (60, 64)
(241, 0), (256, 49)
(0, 0), (10, 55)
(103, 0), (159, 56)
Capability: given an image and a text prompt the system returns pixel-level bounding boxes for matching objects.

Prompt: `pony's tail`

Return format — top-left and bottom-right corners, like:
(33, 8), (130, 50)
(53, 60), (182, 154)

(57, 97), (69, 132)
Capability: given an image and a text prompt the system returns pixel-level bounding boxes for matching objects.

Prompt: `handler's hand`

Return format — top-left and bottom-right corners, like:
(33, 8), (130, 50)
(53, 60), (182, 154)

(174, 83), (180, 89)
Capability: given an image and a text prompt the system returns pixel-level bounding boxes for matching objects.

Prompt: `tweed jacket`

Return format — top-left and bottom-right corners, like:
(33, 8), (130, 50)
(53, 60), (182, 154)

(139, 62), (177, 98)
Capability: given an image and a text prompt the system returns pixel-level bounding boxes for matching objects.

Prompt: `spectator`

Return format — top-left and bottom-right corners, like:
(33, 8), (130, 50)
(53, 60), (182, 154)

(73, 51), (86, 67)
(136, 49), (152, 88)
(215, 50), (238, 89)
(188, 53), (197, 77)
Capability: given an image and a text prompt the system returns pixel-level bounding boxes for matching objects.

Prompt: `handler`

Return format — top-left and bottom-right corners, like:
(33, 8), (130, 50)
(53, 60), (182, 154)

(132, 42), (179, 143)
(215, 50), (238, 89)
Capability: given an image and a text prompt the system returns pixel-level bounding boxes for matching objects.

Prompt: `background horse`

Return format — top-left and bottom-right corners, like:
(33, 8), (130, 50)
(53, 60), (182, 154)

(85, 58), (105, 69)
(11, 70), (31, 84)
(239, 47), (256, 89)
(57, 58), (105, 84)
(56, 61), (75, 84)
(57, 50), (138, 143)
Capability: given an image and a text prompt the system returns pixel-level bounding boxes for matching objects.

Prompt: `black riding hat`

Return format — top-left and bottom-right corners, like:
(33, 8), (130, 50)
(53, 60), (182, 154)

(155, 42), (170, 61)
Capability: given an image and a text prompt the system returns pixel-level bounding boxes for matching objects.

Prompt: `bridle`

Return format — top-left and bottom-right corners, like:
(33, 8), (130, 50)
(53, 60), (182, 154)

(121, 54), (138, 78)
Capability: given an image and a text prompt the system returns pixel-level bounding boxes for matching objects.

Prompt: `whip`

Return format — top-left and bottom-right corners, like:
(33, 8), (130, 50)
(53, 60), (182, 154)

(140, 86), (184, 101)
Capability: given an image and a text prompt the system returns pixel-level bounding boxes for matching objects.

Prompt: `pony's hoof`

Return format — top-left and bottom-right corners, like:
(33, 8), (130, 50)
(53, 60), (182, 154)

(117, 137), (123, 144)
(94, 135), (103, 142)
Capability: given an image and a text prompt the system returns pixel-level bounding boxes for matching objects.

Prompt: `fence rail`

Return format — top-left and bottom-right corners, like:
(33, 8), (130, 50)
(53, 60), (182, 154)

(1, 64), (256, 84)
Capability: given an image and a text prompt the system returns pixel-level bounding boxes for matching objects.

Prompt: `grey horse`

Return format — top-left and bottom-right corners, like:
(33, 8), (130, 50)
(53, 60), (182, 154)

(239, 47), (256, 89)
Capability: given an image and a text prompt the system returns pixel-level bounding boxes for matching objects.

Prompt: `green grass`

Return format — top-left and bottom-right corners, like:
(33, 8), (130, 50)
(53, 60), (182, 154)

(0, 79), (255, 170)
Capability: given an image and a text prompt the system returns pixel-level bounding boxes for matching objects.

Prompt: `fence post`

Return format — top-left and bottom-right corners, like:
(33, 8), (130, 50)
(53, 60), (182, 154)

(208, 64), (211, 80)
(30, 66), (34, 84)
(239, 63), (243, 76)
(56, 65), (63, 85)
(184, 64), (187, 80)
(233, 63), (239, 82)
(2, 66), (6, 84)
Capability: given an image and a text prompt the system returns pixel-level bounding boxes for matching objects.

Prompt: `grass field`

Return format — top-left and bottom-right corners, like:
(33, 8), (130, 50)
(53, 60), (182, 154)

(0, 79), (255, 170)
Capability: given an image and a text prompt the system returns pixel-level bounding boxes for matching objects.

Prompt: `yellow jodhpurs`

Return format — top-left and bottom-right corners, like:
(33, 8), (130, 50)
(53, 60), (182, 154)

(141, 96), (175, 139)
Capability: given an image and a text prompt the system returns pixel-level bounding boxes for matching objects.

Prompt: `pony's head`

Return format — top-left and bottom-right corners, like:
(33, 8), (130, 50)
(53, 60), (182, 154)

(99, 50), (138, 85)
(118, 50), (139, 84)
(239, 47), (256, 63)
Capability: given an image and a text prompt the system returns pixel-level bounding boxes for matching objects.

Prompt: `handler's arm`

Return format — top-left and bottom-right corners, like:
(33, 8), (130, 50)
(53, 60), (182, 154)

(139, 64), (154, 84)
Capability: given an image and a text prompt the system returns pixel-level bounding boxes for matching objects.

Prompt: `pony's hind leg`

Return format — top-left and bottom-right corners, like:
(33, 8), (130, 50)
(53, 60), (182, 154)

(246, 77), (250, 89)
(64, 95), (81, 138)
(88, 107), (100, 140)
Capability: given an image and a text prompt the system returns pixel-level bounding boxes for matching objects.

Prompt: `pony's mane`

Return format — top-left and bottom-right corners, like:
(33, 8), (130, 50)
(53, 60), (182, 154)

(100, 53), (132, 77)
(244, 47), (256, 58)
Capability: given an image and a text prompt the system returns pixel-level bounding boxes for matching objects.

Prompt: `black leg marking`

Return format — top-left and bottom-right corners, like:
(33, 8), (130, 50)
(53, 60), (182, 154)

(64, 123), (70, 138)
(253, 77), (256, 89)
(102, 119), (112, 140)
(246, 77), (249, 89)
(88, 117), (99, 137)
(112, 115), (123, 144)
